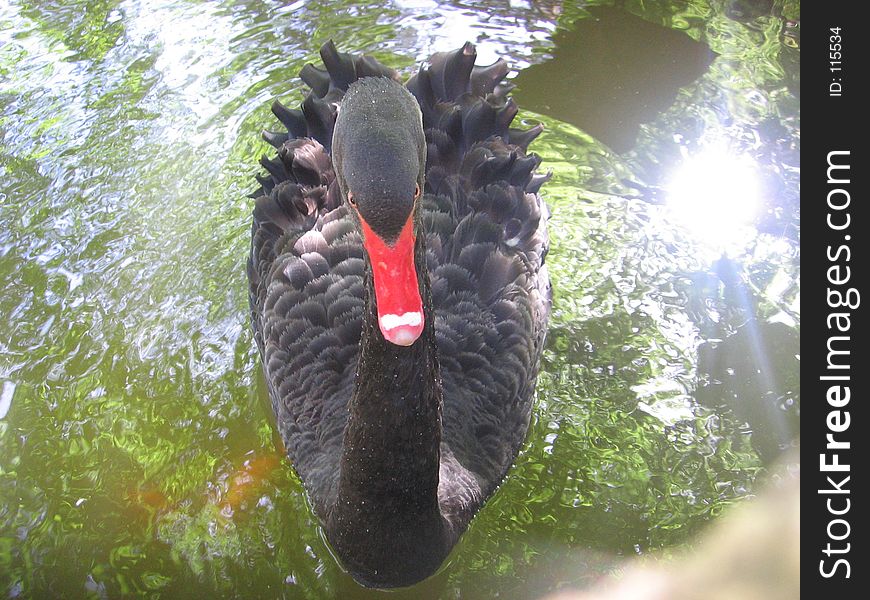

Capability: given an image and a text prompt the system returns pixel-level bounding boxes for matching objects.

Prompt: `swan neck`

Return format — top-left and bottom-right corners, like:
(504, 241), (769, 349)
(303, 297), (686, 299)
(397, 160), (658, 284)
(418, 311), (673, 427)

(327, 232), (447, 584)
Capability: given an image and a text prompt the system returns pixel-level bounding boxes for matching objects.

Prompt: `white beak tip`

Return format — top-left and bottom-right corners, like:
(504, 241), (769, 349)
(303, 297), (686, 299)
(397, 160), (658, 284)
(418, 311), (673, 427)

(379, 312), (424, 346)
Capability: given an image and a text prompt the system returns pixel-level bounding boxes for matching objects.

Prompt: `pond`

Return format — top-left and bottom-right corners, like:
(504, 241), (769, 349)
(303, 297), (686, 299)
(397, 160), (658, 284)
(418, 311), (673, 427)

(1, 1), (799, 598)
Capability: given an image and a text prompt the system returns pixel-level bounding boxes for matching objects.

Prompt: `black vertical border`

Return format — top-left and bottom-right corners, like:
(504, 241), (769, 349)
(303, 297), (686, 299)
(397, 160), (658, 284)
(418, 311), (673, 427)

(805, 2), (864, 596)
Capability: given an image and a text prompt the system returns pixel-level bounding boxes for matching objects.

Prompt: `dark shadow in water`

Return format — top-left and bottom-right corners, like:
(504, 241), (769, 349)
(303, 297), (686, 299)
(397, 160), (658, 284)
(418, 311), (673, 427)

(696, 321), (799, 465)
(723, 0), (774, 21)
(513, 5), (717, 153)
(691, 259), (800, 466)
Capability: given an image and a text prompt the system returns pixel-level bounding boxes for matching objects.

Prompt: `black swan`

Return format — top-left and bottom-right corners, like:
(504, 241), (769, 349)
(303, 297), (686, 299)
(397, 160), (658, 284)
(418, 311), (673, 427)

(247, 41), (551, 588)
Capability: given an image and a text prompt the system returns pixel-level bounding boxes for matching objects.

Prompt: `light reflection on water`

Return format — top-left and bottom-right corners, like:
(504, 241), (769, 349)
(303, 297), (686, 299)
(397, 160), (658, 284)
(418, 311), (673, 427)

(1, 0), (798, 598)
(664, 143), (762, 253)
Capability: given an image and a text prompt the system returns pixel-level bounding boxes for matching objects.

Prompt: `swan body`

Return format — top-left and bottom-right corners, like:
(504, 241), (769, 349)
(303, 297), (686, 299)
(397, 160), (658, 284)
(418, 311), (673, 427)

(248, 41), (551, 587)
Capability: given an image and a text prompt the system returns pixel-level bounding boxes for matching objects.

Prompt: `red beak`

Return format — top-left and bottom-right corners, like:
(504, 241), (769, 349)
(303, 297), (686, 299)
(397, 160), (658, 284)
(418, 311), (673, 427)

(359, 213), (424, 346)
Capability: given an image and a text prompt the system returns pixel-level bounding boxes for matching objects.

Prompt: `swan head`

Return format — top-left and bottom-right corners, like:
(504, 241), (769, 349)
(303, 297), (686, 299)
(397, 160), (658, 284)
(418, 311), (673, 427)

(332, 77), (427, 347)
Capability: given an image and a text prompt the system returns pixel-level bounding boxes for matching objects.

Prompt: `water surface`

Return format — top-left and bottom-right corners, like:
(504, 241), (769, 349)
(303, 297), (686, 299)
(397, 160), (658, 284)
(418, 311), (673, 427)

(1, 1), (800, 598)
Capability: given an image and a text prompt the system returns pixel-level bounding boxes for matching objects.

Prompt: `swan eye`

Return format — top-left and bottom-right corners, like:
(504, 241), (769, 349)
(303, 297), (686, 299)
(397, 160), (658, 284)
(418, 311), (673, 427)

(414, 184), (421, 199)
(347, 192), (357, 206)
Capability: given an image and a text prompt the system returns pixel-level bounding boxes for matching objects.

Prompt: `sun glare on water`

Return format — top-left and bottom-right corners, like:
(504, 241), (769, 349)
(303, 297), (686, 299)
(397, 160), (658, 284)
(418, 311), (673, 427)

(665, 145), (762, 251)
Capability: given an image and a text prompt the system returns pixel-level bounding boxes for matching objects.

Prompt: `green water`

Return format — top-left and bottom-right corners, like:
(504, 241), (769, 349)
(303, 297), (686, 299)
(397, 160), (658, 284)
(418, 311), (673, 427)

(1, 1), (799, 598)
